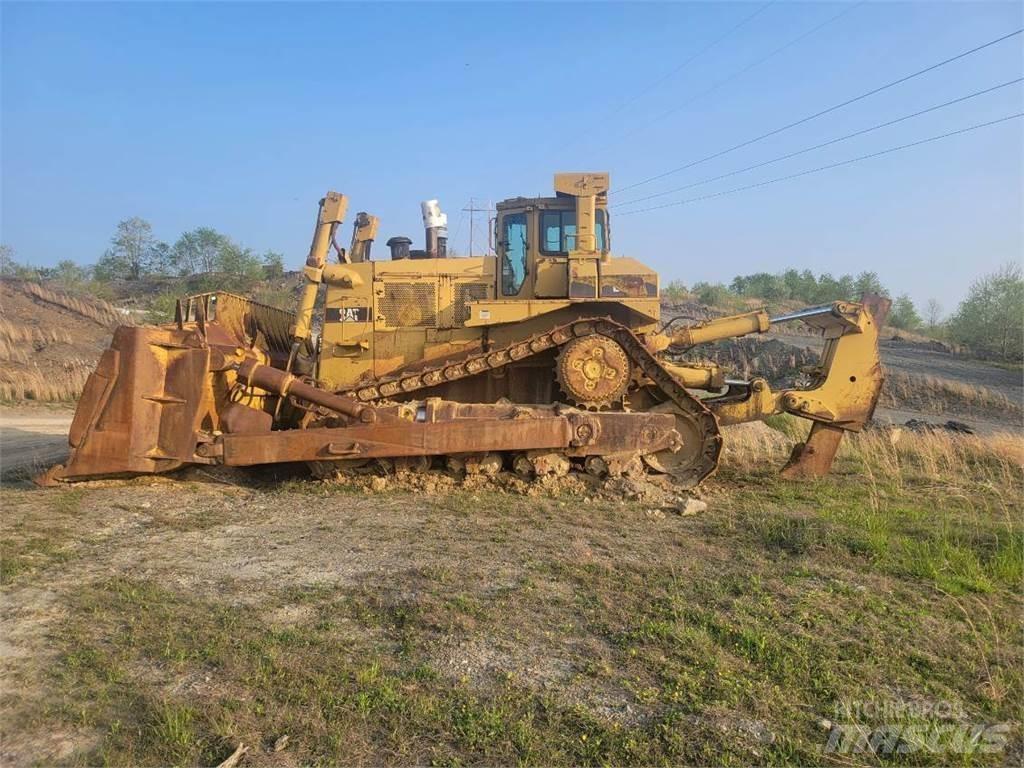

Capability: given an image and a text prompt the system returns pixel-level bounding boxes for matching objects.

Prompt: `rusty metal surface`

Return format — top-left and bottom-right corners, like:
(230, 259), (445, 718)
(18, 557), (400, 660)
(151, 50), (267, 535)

(44, 325), (214, 482)
(780, 422), (847, 479)
(221, 401), (273, 434)
(237, 360), (374, 423)
(214, 410), (574, 466)
(182, 292), (305, 366)
(210, 403), (678, 467)
(556, 335), (631, 409)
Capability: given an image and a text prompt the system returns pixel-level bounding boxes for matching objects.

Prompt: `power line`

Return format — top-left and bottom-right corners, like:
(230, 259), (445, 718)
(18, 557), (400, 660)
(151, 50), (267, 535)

(462, 198), (494, 255)
(596, 1), (865, 152)
(552, 1), (776, 153)
(611, 27), (1024, 195)
(607, 0), (777, 117)
(615, 113), (1023, 216)
(612, 77), (1023, 209)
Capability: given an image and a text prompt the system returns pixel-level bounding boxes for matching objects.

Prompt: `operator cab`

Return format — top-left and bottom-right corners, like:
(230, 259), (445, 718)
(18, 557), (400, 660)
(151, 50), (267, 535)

(494, 172), (613, 300)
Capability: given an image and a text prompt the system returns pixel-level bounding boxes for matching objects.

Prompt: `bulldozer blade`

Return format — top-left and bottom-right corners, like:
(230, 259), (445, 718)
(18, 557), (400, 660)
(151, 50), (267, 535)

(40, 325), (214, 484)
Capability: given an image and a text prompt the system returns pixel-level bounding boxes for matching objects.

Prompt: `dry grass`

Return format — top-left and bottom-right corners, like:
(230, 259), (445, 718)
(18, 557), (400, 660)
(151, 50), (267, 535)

(0, 283), (113, 402)
(881, 370), (1023, 420)
(0, 317), (74, 366)
(16, 281), (125, 327)
(725, 416), (1023, 484)
(0, 308), (96, 401)
(0, 361), (93, 402)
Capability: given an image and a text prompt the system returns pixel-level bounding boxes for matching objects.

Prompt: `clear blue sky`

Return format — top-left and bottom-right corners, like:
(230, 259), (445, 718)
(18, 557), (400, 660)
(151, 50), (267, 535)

(2, 1), (1022, 313)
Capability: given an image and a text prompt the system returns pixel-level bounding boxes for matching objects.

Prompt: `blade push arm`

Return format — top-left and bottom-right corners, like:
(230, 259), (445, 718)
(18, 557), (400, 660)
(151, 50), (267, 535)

(291, 191), (349, 358)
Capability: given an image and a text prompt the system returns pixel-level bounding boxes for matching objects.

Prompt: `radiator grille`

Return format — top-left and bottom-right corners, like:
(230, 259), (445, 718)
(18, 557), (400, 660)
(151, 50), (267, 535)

(454, 283), (489, 325)
(379, 283), (437, 327)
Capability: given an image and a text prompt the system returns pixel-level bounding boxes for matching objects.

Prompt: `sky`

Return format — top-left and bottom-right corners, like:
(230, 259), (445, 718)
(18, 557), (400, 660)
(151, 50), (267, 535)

(2, 1), (1022, 313)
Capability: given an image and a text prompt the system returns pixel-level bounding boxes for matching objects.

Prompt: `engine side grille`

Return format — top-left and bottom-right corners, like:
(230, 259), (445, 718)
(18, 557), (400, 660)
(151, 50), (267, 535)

(378, 283), (437, 327)
(454, 283), (490, 325)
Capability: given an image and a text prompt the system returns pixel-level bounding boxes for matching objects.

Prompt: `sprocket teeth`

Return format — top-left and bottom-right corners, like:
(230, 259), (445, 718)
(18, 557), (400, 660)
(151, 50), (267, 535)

(555, 335), (631, 411)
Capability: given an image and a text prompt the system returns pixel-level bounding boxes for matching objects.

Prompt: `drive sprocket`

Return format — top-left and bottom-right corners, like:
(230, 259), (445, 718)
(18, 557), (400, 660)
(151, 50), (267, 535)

(556, 334), (630, 410)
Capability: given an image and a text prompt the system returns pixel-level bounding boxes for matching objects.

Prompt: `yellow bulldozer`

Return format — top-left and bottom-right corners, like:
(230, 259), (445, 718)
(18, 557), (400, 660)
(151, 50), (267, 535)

(42, 173), (889, 486)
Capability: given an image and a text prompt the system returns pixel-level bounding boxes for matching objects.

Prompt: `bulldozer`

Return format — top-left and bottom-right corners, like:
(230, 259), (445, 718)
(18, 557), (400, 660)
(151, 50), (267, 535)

(42, 173), (889, 486)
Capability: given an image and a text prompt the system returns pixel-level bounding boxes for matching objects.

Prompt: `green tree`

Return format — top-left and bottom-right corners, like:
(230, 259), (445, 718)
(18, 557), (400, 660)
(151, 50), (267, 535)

(262, 250), (286, 279)
(815, 273), (842, 303)
(170, 227), (261, 279)
(170, 227), (228, 275)
(948, 263), (1024, 360)
(835, 274), (855, 300)
(854, 271), (887, 298)
(888, 294), (922, 330)
(693, 281), (730, 306)
(218, 242), (263, 280)
(95, 217), (160, 281)
(51, 259), (90, 287)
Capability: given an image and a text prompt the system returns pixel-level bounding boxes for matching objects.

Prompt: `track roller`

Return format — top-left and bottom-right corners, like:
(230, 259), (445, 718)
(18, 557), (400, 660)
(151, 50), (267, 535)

(446, 452), (504, 476)
(512, 451), (571, 478)
(584, 453), (645, 479)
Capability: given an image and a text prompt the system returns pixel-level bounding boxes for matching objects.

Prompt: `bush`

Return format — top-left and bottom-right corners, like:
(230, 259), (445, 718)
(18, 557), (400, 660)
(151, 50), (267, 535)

(888, 294), (922, 330)
(693, 281), (730, 306)
(948, 263), (1023, 361)
(662, 280), (689, 301)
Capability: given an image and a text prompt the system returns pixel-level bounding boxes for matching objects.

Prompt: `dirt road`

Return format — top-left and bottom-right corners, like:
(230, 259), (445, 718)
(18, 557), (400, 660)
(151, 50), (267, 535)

(771, 332), (1023, 399)
(0, 409), (72, 480)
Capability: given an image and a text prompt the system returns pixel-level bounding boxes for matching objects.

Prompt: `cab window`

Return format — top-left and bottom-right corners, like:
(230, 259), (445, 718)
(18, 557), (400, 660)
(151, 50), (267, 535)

(540, 210), (607, 254)
(501, 213), (527, 295)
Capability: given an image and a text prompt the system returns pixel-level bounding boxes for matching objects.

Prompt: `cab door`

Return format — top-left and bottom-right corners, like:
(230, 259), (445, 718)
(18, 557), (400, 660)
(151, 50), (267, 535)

(534, 209), (570, 298)
(498, 212), (529, 298)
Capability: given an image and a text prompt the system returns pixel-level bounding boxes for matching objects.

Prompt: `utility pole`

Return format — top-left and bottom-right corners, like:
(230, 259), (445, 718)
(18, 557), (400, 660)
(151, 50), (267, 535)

(462, 198), (494, 255)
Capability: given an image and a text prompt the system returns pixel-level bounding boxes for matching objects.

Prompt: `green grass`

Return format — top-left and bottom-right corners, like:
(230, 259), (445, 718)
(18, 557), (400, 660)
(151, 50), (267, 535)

(1, 429), (1021, 766)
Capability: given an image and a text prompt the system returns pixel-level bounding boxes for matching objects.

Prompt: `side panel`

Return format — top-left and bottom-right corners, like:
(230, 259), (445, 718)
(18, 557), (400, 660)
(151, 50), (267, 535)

(321, 257), (495, 385)
(321, 263), (375, 389)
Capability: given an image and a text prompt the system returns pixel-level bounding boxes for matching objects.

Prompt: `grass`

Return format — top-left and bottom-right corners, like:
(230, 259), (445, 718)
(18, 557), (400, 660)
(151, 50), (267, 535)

(0, 429), (1021, 766)
(881, 370), (1024, 420)
(0, 489), (84, 584)
(0, 361), (93, 402)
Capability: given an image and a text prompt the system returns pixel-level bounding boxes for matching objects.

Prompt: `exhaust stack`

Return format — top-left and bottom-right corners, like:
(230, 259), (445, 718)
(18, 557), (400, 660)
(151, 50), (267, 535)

(421, 199), (448, 258)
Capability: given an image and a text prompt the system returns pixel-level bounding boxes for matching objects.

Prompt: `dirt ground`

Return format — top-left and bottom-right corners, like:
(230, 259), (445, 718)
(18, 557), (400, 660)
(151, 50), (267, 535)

(0, 406), (73, 481)
(1, 424), (1021, 766)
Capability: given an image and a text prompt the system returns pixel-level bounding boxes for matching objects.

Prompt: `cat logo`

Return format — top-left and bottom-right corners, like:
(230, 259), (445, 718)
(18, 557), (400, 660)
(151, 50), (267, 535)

(325, 306), (369, 323)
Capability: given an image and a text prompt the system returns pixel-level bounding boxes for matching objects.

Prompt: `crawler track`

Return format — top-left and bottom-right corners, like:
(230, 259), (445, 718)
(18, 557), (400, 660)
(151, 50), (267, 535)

(332, 318), (722, 486)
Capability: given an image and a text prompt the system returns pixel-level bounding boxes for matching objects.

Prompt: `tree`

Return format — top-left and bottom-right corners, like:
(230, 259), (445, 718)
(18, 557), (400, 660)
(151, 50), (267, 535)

(854, 271), (887, 298)
(95, 217), (160, 280)
(170, 227), (229, 275)
(169, 227), (262, 279)
(262, 250), (286, 279)
(888, 294), (922, 330)
(948, 263), (1024, 360)
(218, 242), (263, 280)
(693, 281), (730, 306)
(925, 299), (943, 329)
(51, 259), (90, 287)
(0, 244), (16, 276)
